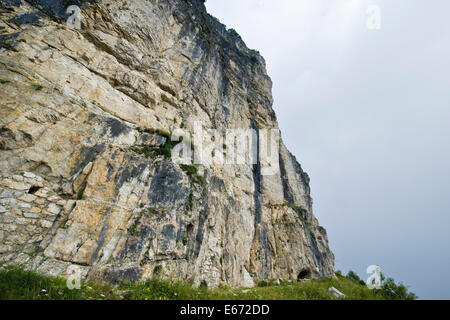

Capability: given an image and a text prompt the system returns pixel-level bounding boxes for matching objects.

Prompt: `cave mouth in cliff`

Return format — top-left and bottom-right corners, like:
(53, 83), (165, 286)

(28, 186), (41, 194)
(297, 269), (312, 281)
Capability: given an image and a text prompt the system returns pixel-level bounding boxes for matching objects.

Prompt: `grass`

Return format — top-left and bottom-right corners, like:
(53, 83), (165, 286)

(192, 175), (206, 185)
(180, 164), (198, 176)
(122, 273), (417, 300)
(0, 79), (11, 84)
(0, 266), (417, 300)
(31, 83), (43, 91)
(0, 265), (119, 300)
(179, 164), (205, 187)
(140, 250), (150, 267)
(129, 129), (180, 159)
(76, 185), (86, 200)
(130, 143), (173, 159)
(153, 140), (177, 158)
(187, 192), (194, 211)
(129, 145), (153, 158)
(128, 216), (141, 236)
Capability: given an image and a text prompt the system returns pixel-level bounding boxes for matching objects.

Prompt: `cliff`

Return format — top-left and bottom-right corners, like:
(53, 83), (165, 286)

(0, 0), (334, 287)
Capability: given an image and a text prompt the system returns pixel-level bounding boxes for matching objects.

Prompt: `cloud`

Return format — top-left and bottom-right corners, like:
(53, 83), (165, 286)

(206, 0), (450, 299)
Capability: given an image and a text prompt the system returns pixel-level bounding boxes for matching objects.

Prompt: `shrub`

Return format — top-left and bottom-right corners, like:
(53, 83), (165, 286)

(380, 277), (418, 300)
(346, 270), (370, 286)
(346, 270), (362, 282)
(180, 164), (198, 176)
(140, 250), (150, 267)
(128, 217), (141, 236)
(129, 131), (180, 159)
(192, 175), (205, 186)
(129, 146), (153, 158)
(153, 265), (162, 275)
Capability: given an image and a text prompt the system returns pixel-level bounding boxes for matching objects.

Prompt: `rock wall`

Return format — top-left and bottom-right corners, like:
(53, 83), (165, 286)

(0, 0), (334, 287)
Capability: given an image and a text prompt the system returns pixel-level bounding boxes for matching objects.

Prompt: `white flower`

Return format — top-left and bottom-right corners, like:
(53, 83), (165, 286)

(41, 289), (47, 293)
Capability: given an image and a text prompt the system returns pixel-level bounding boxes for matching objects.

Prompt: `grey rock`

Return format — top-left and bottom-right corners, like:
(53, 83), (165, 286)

(0, 0), (334, 287)
(46, 203), (61, 215)
(23, 212), (40, 219)
(0, 190), (14, 198)
(329, 286), (346, 298)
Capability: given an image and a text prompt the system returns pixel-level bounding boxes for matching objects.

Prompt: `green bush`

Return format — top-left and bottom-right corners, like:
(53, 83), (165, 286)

(380, 277), (417, 300)
(130, 127), (181, 159)
(129, 132), (179, 159)
(345, 270), (417, 300)
(192, 174), (206, 186)
(346, 270), (360, 281)
(180, 164), (198, 176)
(128, 216), (141, 236)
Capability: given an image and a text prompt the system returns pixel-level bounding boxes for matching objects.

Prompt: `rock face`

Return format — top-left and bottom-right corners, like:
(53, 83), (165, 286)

(0, 0), (334, 287)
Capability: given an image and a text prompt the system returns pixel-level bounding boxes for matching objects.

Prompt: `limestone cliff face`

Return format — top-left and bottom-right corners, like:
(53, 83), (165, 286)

(0, 0), (334, 287)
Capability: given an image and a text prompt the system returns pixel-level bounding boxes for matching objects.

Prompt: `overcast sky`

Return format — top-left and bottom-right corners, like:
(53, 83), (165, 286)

(206, 0), (450, 299)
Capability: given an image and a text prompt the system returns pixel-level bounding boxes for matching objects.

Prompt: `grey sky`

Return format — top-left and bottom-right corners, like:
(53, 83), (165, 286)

(206, 0), (450, 299)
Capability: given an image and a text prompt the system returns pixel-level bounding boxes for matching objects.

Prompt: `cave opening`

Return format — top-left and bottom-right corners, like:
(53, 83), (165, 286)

(28, 186), (41, 194)
(297, 269), (312, 281)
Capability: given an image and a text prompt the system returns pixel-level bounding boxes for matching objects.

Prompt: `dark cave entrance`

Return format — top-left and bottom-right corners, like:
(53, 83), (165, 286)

(28, 186), (41, 194)
(297, 269), (312, 281)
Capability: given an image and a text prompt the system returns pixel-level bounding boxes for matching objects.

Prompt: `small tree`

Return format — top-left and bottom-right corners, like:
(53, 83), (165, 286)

(346, 270), (366, 286)
(380, 277), (418, 300)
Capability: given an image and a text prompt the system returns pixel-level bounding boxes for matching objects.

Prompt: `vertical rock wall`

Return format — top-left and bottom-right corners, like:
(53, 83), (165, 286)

(0, 0), (334, 287)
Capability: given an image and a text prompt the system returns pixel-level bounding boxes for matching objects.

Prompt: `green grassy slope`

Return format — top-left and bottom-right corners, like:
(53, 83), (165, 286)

(0, 266), (416, 300)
